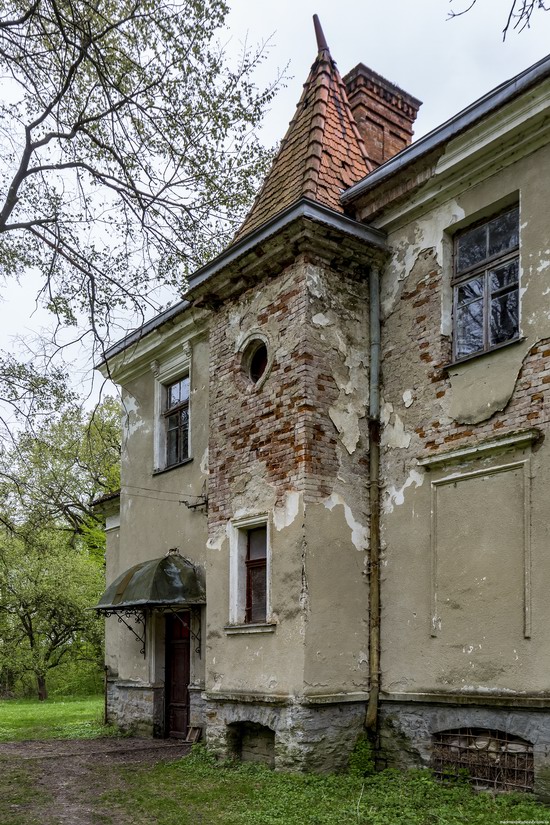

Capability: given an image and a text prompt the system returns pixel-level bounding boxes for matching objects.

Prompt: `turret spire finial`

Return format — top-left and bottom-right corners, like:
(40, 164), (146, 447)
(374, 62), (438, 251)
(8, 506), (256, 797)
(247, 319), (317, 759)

(313, 14), (329, 54)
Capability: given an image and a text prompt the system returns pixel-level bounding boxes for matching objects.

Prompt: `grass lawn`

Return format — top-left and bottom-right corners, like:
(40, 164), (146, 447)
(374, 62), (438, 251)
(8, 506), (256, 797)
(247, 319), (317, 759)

(102, 747), (550, 825)
(0, 763), (53, 825)
(1, 698), (549, 824)
(0, 695), (109, 741)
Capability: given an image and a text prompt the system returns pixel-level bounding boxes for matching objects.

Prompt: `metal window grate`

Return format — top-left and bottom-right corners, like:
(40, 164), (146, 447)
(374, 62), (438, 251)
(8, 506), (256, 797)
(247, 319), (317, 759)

(432, 727), (534, 793)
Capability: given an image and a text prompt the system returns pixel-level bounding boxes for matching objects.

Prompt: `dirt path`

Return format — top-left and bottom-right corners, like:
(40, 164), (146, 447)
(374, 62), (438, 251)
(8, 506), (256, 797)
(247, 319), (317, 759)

(0, 737), (191, 825)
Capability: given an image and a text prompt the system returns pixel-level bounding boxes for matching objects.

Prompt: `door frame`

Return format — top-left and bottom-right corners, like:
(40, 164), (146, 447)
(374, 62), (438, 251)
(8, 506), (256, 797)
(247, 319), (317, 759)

(164, 610), (191, 739)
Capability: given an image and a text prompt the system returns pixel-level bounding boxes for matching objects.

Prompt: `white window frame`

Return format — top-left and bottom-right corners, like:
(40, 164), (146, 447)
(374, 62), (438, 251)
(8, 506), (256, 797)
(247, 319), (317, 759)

(152, 345), (192, 473)
(228, 513), (273, 630)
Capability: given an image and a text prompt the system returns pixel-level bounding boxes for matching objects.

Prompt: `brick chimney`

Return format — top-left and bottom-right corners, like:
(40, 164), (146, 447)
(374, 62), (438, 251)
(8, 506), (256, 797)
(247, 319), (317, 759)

(343, 64), (422, 168)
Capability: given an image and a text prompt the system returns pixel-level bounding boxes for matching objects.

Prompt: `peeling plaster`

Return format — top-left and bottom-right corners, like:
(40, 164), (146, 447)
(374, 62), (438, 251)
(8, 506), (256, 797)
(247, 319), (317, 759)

(402, 390), (414, 408)
(382, 200), (465, 317)
(306, 266), (324, 298)
(383, 468), (424, 514)
(200, 448), (209, 476)
(232, 476), (275, 517)
(323, 493), (368, 551)
(325, 334), (369, 455)
(459, 685), (517, 695)
(273, 491), (301, 531)
(207, 525), (227, 552)
(328, 406), (361, 454)
(380, 400), (411, 449)
(312, 312), (333, 327)
(308, 266), (371, 458)
(447, 348), (524, 424)
(122, 394), (145, 438)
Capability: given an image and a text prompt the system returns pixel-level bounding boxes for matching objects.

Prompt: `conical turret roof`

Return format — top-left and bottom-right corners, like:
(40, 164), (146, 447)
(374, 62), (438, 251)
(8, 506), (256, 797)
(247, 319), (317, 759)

(234, 16), (372, 242)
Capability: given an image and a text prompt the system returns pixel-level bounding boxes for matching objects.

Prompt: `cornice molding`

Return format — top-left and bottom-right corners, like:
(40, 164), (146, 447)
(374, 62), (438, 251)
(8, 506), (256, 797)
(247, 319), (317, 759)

(417, 428), (541, 470)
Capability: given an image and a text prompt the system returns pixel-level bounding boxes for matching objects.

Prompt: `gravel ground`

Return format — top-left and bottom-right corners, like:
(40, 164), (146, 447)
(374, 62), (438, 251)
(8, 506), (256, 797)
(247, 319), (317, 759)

(0, 737), (191, 825)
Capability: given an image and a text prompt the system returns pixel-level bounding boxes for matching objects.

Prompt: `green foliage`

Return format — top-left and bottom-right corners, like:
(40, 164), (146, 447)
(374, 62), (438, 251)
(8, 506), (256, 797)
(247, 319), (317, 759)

(47, 658), (104, 698)
(0, 396), (120, 698)
(0, 530), (105, 700)
(0, 396), (121, 541)
(348, 734), (376, 777)
(0, 354), (75, 436)
(0, 695), (117, 740)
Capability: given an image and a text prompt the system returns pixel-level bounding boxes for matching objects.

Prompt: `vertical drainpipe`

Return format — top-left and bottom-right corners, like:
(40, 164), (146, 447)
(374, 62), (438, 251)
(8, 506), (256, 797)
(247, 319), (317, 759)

(365, 264), (381, 732)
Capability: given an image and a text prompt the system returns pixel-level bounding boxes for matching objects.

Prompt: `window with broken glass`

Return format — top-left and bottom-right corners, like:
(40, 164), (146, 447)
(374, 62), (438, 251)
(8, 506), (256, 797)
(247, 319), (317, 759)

(245, 526), (267, 623)
(164, 376), (190, 467)
(453, 207), (519, 361)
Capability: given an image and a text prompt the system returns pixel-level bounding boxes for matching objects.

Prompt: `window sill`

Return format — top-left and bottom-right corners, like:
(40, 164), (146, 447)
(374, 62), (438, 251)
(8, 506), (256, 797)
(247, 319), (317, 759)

(224, 622), (277, 635)
(152, 457), (193, 476)
(447, 336), (524, 369)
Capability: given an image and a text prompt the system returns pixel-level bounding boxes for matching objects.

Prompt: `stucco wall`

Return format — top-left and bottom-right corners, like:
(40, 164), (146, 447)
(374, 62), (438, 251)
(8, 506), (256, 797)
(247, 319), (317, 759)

(109, 334), (209, 686)
(378, 141), (550, 700)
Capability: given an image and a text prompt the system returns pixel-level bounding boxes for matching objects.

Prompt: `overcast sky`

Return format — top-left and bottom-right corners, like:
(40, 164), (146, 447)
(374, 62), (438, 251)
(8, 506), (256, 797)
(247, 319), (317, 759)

(3, 0), (550, 387)
(227, 0), (550, 144)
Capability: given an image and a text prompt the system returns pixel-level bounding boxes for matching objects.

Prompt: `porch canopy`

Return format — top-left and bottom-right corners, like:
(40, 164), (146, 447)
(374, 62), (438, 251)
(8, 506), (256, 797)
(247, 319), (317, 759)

(93, 550), (206, 613)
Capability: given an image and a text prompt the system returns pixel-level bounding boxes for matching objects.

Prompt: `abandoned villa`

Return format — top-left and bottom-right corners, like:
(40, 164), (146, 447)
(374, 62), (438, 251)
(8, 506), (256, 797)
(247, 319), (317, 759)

(94, 17), (550, 796)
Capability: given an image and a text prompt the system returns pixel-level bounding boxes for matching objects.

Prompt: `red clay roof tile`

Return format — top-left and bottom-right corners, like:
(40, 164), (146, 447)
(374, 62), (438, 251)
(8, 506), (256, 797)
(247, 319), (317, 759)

(233, 26), (372, 242)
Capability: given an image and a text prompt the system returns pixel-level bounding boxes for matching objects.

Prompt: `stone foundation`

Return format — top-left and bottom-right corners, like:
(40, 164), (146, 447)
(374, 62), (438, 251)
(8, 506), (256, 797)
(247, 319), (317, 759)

(106, 680), (164, 736)
(378, 700), (550, 800)
(189, 684), (207, 729)
(205, 696), (366, 772)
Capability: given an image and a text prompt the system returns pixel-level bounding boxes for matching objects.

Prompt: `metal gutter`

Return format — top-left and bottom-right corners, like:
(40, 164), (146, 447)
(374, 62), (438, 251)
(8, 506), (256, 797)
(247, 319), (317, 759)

(366, 265), (381, 734)
(98, 198), (387, 366)
(342, 52), (550, 204)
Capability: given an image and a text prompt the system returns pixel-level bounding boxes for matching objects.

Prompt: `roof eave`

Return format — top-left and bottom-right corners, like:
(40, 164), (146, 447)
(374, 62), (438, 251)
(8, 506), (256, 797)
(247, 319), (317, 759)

(97, 298), (191, 368)
(341, 52), (550, 205)
(97, 199), (387, 368)
(94, 597), (206, 612)
(186, 197), (387, 297)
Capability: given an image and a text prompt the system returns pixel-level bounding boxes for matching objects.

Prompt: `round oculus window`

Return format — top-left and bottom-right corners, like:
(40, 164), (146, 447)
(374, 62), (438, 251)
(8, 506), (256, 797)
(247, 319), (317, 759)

(243, 340), (268, 385)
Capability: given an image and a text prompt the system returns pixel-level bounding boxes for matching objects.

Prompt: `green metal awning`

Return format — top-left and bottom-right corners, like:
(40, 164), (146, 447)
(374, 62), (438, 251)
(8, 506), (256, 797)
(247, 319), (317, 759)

(94, 550), (206, 613)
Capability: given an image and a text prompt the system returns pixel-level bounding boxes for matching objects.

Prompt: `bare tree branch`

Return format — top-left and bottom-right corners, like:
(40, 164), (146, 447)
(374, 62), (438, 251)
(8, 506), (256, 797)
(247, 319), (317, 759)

(449, 0), (550, 38)
(0, 0), (280, 428)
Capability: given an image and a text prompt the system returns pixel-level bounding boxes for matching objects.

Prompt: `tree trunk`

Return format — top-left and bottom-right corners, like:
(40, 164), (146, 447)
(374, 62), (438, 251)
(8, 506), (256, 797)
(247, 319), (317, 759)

(37, 674), (48, 701)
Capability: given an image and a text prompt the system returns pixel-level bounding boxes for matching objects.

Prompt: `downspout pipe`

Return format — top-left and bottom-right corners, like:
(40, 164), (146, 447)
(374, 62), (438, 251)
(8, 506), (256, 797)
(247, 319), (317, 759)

(365, 265), (381, 733)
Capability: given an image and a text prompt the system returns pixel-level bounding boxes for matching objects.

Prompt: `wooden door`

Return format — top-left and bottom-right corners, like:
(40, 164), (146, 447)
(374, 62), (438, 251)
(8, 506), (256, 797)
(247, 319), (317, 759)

(165, 611), (190, 738)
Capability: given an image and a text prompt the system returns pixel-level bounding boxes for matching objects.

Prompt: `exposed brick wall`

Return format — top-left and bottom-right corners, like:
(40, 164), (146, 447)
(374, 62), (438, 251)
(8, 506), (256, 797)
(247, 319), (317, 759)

(382, 250), (549, 460)
(208, 262), (340, 534)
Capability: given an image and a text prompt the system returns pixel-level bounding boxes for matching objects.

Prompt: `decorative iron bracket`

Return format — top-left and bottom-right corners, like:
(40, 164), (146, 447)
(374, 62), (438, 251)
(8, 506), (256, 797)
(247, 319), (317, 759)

(101, 608), (146, 657)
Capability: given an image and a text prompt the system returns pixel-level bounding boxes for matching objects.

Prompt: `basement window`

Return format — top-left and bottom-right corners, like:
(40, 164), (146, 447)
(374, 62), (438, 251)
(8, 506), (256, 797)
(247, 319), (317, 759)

(452, 206), (519, 362)
(228, 722), (275, 767)
(432, 727), (533, 792)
